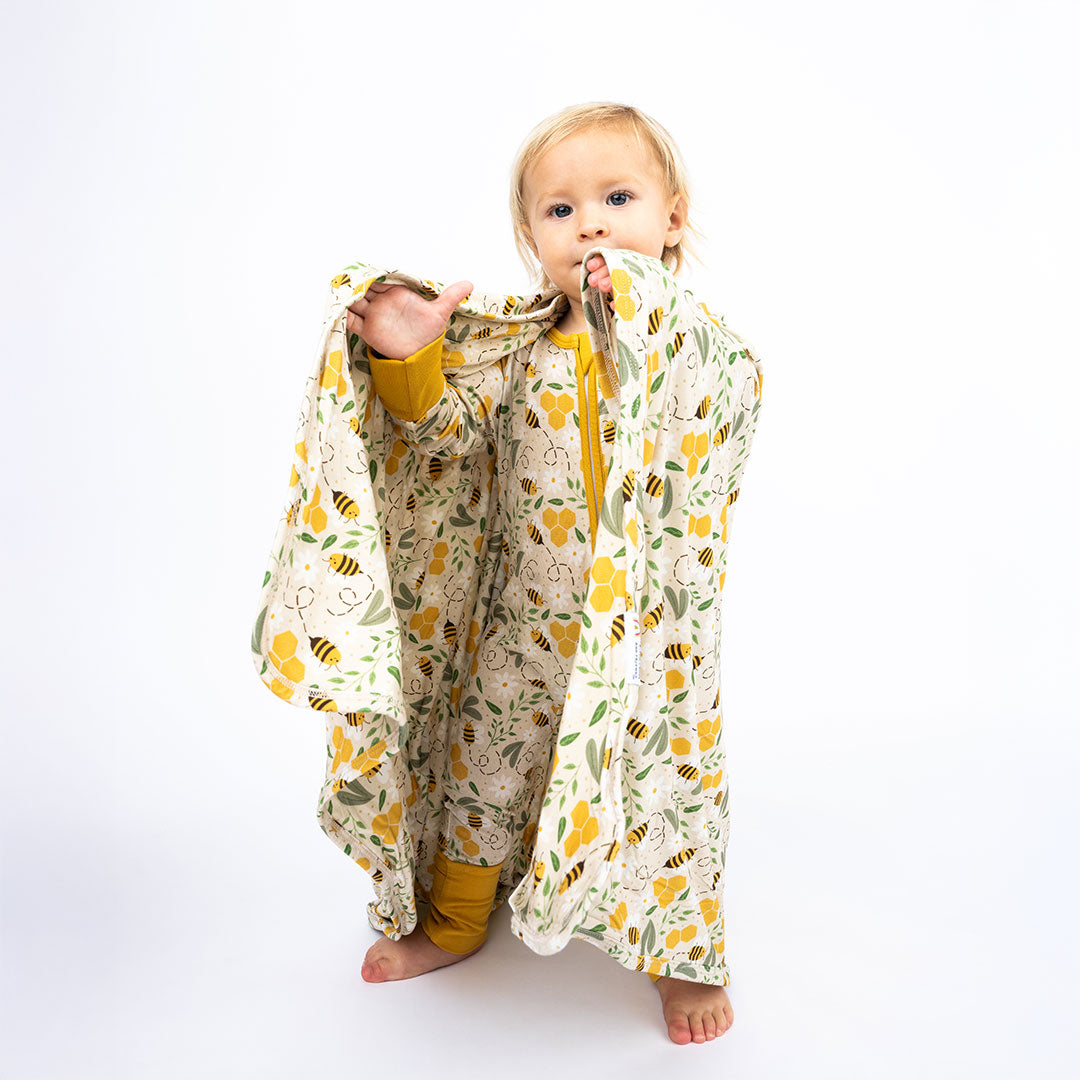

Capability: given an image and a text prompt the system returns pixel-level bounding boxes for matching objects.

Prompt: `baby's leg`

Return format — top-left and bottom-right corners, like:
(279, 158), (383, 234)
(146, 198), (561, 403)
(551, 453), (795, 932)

(438, 624), (557, 869)
(419, 848), (504, 953)
(360, 847), (505, 982)
(363, 636), (549, 981)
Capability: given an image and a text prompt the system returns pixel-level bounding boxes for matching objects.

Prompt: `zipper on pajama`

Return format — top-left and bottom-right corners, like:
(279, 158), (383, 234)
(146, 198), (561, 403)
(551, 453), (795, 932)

(546, 327), (608, 554)
(577, 340), (608, 553)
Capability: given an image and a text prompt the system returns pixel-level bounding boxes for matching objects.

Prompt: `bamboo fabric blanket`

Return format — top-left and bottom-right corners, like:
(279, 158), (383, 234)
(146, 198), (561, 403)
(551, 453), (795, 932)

(250, 246), (764, 984)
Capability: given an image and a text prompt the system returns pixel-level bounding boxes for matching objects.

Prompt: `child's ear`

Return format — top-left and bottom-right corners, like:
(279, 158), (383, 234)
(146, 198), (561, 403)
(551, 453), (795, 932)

(666, 193), (689, 247)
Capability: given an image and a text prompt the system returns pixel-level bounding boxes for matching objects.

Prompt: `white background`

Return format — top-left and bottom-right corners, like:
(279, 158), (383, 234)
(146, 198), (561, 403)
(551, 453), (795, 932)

(2, 1), (1077, 1076)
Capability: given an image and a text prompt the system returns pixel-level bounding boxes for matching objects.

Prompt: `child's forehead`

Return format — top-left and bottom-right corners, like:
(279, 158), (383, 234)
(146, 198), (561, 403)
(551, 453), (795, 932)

(526, 133), (663, 196)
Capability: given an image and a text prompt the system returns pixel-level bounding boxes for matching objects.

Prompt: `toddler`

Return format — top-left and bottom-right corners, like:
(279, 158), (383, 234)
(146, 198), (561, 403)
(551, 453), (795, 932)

(348, 102), (740, 1045)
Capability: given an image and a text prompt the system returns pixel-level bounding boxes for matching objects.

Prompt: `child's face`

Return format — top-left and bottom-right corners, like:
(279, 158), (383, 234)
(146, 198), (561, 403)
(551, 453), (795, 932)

(521, 125), (687, 302)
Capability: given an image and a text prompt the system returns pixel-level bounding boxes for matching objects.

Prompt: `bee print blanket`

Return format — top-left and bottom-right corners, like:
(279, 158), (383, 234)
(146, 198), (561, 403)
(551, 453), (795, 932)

(250, 245), (764, 985)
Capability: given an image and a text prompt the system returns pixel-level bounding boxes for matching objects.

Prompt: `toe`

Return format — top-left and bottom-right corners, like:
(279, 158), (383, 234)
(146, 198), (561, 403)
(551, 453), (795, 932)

(703, 1012), (717, 1040)
(721, 1001), (734, 1032)
(689, 1011), (706, 1042)
(667, 1018), (692, 1045)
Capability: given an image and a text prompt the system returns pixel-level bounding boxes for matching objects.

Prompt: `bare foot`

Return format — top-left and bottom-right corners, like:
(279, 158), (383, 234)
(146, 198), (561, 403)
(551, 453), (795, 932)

(360, 920), (485, 982)
(653, 975), (734, 1044)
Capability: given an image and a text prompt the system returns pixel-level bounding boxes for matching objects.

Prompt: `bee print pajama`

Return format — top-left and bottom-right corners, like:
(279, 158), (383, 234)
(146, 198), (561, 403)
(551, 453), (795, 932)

(368, 324), (663, 977)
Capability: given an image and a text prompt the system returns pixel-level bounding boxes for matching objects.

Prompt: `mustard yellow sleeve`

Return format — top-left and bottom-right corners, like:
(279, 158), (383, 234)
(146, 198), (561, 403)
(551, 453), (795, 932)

(367, 331), (448, 422)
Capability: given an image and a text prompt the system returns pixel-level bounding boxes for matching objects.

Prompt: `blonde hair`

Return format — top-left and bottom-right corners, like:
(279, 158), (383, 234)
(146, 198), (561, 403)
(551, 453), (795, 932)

(509, 101), (706, 293)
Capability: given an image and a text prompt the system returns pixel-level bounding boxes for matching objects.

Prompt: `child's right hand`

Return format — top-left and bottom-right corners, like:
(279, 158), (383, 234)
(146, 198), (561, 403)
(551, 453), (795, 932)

(345, 279), (473, 358)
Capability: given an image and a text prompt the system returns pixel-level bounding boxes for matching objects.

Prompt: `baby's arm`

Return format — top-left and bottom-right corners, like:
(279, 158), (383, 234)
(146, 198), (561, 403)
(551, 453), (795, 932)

(368, 331), (511, 459)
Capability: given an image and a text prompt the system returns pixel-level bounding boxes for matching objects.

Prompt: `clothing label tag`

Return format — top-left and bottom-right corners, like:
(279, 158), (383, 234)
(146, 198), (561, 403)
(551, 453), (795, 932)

(626, 609), (642, 686)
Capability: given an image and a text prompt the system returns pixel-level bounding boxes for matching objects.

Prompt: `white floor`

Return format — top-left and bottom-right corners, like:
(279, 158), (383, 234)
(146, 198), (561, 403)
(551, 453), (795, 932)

(2, 717), (1073, 1079)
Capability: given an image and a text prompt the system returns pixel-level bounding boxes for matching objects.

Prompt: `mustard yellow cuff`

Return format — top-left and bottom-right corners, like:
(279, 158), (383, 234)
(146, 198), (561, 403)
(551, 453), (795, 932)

(367, 331), (447, 422)
(419, 848), (504, 954)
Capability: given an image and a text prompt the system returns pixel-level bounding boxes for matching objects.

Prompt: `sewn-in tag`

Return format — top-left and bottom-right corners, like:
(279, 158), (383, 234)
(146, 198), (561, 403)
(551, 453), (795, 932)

(626, 609), (642, 686)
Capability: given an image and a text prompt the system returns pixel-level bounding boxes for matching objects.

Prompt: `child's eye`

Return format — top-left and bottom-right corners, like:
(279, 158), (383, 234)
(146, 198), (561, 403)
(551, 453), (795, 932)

(547, 191), (634, 218)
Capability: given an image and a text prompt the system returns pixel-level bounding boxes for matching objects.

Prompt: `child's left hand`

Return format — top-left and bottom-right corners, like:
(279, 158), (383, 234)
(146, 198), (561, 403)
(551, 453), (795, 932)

(585, 254), (617, 312)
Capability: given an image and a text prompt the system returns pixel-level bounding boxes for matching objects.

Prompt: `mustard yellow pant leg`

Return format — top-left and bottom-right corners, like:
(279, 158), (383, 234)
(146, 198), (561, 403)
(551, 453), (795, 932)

(420, 848), (504, 954)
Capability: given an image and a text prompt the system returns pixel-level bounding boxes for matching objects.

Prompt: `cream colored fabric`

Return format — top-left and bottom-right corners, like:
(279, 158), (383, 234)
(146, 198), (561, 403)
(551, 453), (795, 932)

(250, 245), (764, 984)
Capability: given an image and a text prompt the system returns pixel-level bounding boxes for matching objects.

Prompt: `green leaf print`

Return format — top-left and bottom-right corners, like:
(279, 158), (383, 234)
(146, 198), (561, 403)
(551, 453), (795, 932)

(251, 606), (267, 653)
(503, 740), (524, 768)
(336, 780), (375, 807)
(359, 592), (391, 627)
(445, 321), (469, 345)
(644, 718), (668, 757)
(641, 919), (656, 953)
(585, 738), (600, 783)
(663, 585), (690, 619)
(393, 582), (416, 613)
(577, 925), (607, 941)
(449, 503), (479, 529)
(694, 325), (711, 364)
(599, 488), (623, 538)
